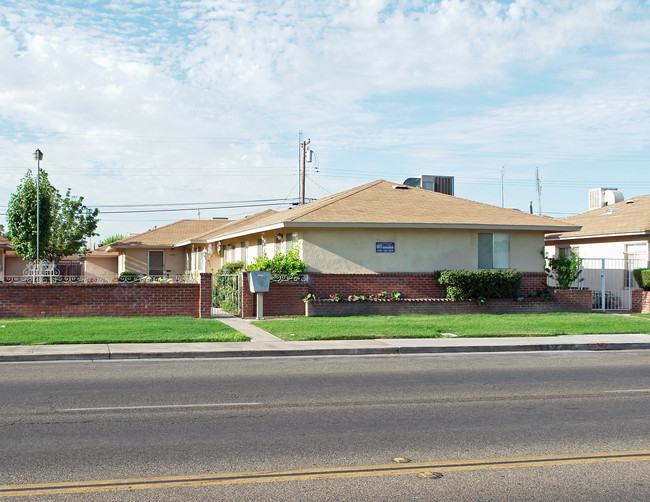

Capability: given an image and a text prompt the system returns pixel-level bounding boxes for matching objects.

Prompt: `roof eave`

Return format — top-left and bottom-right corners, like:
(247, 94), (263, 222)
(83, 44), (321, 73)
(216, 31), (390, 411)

(206, 223), (286, 243)
(207, 221), (578, 241)
(545, 230), (650, 242)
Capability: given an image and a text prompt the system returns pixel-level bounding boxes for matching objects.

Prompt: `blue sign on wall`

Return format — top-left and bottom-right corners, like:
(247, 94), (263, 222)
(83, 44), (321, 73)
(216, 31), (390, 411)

(376, 242), (395, 253)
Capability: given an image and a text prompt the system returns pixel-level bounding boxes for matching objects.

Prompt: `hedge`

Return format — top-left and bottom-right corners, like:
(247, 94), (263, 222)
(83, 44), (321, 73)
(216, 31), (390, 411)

(435, 269), (522, 303)
(633, 268), (650, 291)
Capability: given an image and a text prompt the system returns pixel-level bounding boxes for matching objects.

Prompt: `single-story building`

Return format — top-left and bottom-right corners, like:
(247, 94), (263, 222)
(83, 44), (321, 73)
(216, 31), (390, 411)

(545, 192), (649, 310)
(545, 193), (650, 266)
(203, 179), (578, 274)
(82, 244), (118, 280)
(105, 219), (231, 277)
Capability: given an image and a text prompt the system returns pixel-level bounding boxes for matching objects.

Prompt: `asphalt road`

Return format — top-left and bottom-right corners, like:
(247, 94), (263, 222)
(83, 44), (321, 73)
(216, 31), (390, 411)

(1, 351), (649, 501)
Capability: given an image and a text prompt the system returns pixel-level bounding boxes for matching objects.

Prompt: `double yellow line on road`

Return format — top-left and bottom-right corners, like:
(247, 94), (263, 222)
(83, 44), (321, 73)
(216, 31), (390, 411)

(1, 451), (649, 497)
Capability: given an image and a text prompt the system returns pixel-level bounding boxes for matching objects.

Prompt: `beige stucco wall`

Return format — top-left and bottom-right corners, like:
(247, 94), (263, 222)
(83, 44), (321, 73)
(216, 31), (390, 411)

(84, 257), (118, 279)
(121, 248), (189, 277)
(301, 227), (545, 273)
(210, 233), (284, 271)
(5, 256), (28, 276)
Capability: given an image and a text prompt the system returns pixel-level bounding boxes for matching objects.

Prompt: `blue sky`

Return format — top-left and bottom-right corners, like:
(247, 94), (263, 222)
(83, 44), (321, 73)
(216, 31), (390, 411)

(1, 0), (649, 245)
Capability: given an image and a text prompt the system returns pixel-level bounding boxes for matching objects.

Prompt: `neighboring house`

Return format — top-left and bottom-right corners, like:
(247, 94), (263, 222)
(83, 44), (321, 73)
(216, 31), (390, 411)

(1, 242), (28, 279)
(202, 180), (578, 274)
(0, 236), (92, 281)
(545, 193), (650, 266)
(82, 245), (119, 280)
(106, 219), (231, 277)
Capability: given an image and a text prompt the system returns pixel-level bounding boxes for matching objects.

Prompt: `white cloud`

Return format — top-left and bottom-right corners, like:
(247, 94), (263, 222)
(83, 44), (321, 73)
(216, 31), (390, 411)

(0, 0), (649, 238)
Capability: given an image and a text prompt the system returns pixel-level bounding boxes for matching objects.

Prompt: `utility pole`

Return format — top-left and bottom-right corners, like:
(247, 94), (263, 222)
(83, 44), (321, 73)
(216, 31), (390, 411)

(298, 131), (302, 203)
(33, 149), (43, 267)
(300, 137), (310, 205)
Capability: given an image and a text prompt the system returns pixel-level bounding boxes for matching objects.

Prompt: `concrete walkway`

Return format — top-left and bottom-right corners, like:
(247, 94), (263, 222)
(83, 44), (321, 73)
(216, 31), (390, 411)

(215, 316), (284, 343)
(1, 316), (649, 362)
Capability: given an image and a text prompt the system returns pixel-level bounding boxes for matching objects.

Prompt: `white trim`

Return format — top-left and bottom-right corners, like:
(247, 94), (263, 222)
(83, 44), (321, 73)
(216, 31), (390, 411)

(206, 222), (577, 243)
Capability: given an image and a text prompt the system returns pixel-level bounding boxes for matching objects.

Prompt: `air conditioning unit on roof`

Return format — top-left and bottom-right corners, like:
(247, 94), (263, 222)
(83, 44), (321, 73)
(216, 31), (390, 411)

(401, 175), (454, 195)
(589, 188), (623, 210)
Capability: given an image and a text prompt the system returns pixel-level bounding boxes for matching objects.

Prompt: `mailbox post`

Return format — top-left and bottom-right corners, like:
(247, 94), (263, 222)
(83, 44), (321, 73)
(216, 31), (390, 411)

(248, 271), (271, 320)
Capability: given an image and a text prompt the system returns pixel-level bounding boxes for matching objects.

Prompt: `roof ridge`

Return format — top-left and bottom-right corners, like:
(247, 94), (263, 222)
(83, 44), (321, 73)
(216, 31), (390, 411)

(284, 179), (385, 222)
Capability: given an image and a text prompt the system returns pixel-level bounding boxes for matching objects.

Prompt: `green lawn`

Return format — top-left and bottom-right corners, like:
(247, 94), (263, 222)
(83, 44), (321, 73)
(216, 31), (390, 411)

(0, 317), (248, 345)
(252, 313), (650, 341)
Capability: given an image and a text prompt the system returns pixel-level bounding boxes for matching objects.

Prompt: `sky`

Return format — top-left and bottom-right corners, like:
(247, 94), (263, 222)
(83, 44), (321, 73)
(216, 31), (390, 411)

(1, 0), (649, 246)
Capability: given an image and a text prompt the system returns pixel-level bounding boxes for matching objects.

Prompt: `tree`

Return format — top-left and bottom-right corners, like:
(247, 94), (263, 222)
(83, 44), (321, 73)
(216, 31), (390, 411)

(98, 234), (126, 248)
(46, 189), (99, 262)
(6, 169), (99, 262)
(6, 169), (54, 262)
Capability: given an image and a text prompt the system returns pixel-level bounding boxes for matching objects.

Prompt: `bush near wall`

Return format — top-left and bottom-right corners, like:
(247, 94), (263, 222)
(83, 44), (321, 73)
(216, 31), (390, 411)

(435, 270), (522, 303)
(633, 269), (650, 290)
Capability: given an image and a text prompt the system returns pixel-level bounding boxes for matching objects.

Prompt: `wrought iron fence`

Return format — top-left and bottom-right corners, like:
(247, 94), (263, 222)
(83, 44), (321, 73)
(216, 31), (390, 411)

(213, 274), (241, 314)
(1, 265), (201, 285)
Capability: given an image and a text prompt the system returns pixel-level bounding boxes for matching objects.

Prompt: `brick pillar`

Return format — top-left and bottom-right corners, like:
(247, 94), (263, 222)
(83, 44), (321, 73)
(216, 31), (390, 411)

(240, 272), (255, 318)
(199, 273), (212, 318)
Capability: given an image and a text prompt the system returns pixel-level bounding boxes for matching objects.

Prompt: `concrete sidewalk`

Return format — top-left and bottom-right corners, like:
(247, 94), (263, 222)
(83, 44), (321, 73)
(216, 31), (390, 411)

(1, 316), (649, 362)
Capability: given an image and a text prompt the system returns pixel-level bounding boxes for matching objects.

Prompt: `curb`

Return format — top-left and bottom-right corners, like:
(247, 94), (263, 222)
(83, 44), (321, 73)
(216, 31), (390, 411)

(2, 342), (649, 362)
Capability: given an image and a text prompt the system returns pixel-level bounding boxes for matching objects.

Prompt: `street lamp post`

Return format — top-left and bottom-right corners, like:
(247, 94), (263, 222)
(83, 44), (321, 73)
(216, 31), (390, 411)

(33, 149), (43, 277)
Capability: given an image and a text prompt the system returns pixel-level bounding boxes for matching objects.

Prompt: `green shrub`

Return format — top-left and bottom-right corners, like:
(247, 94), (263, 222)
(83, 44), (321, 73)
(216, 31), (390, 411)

(435, 269), (522, 304)
(632, 268), (650, 290)
(246, 244), (307, 276)
(118, 271), (139, 283)
(543, 252), (583, 289)
(217, 260), (245, 275)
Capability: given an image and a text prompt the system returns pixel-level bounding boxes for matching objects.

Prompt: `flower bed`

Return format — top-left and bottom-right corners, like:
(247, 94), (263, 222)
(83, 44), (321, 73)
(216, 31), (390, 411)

(305, 290), (591, 317)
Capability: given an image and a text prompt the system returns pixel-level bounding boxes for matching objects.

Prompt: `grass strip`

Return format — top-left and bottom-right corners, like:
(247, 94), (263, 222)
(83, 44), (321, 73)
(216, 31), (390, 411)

(0, 317), (248, 345)
(252, 313), (650, 341)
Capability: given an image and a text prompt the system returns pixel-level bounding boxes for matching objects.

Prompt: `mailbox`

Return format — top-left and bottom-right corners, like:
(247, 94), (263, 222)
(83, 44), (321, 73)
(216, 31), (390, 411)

(248, 271), (271, 293)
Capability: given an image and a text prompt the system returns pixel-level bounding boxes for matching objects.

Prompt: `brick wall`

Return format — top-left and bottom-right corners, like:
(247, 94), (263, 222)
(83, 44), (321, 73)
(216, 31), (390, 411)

(0, 273), (212, 318)
(520, 272), (548, 296)
(241, 273), (308, 318)
(238, 271), (582, 318)
(632, 290), (650, 313)
(307, 273), (446, 298)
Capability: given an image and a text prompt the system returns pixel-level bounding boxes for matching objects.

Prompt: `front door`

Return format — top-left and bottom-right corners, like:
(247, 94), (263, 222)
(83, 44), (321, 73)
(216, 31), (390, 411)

(149, 250), (164, 277)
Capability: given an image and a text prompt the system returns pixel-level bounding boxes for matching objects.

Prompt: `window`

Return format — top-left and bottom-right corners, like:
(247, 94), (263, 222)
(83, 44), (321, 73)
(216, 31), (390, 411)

(240, 241), (248, 264)
(257, 237), (266, 257)
(625, 243), (647, 288)
(286, 232), (298, 252)
(557, 246), (570, 258)
(478, 233), (510, 269)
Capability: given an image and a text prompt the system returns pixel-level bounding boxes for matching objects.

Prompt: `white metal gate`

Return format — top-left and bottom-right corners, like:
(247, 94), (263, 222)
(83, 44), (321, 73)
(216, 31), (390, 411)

(578, 258), (644, 311)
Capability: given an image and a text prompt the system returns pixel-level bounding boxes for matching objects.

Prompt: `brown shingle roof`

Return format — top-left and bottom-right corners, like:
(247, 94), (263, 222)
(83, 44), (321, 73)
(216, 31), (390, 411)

(209, 179), (577, 240)
(0, 235), (11, 249)
(84, 244), (114, 257)
(107, 219), (230, 250)
(545, 194), (650, 241)
(179, 210), (278, 244)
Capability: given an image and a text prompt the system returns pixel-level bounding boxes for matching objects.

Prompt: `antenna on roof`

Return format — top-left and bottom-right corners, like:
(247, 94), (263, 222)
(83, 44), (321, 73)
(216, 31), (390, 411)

(500, 166), (504, 208)
(535, 167), (542, 215)
(197, 209), (201, 219)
